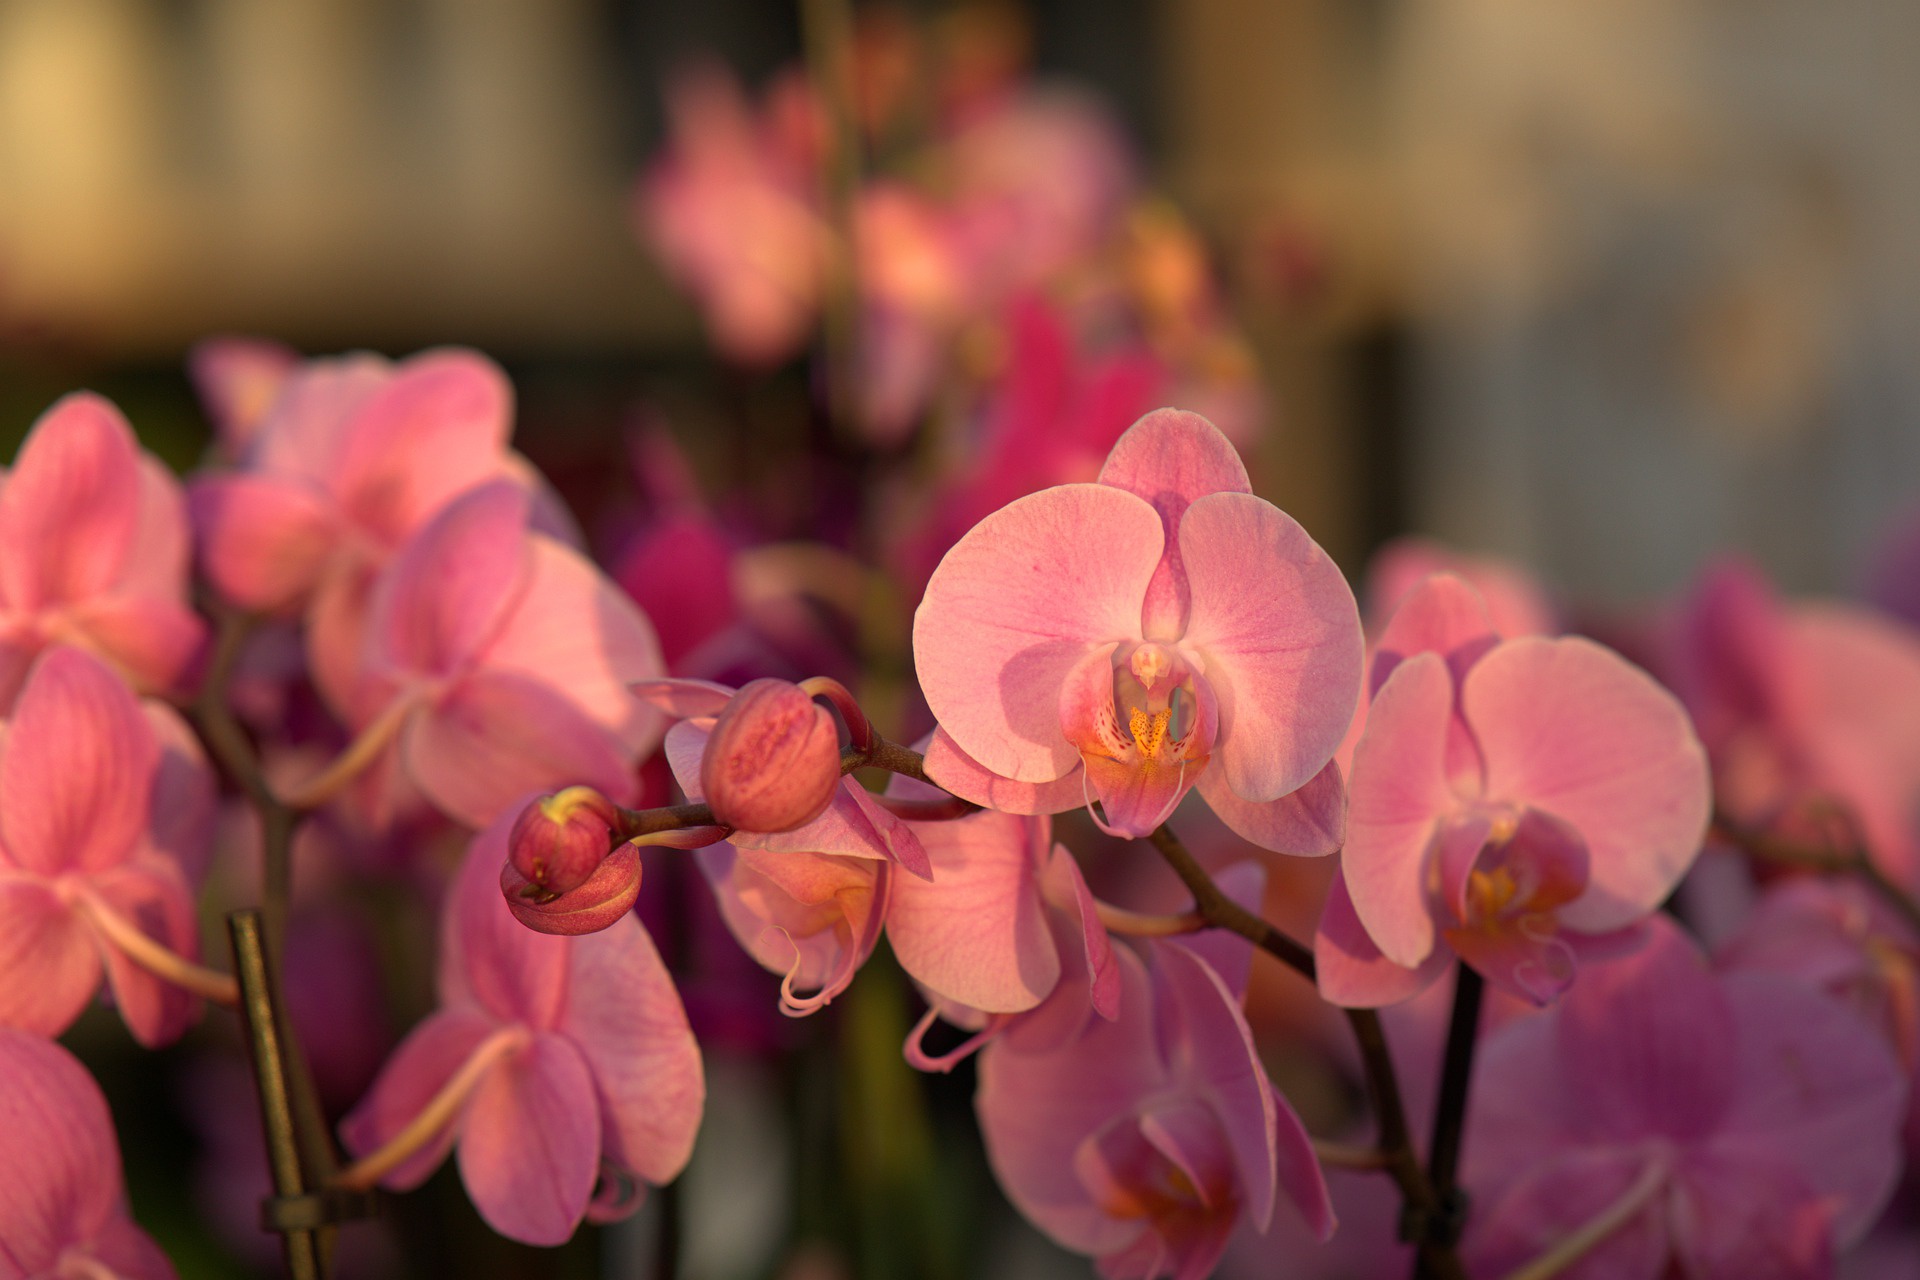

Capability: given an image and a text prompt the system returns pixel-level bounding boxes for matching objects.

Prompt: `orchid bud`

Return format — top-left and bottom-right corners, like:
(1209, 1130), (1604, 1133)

(501, 845), (642, 936)
(701, 678), (841, 832)
(507, 786), (622, 897)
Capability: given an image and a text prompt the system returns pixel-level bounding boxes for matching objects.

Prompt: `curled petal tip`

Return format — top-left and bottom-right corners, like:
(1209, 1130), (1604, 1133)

(500, 845), (641, 936)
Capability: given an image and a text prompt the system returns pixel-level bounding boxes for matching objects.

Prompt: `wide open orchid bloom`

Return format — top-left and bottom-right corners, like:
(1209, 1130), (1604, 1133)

(341, 814), (703, 1246)
(636, 63), (829, 366)
(350, 482), (665, 829)
(1463, 918), (1907, 1280)
(188, 345), (572, 720)
(0, 393), (205, 709)
(1316, 574), (1709, 1007)
(977, 931), (1331, 1280)
(1665, 559), (1920, 888)
(914, 408), (1362, 847)
(0, 647), (215, 1047)
(0, 1029), (175, 1280)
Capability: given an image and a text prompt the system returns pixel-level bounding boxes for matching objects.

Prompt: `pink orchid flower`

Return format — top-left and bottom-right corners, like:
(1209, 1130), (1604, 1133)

(189, 345), (571, 720)
(1316, 574), (1709, 1007)
(341, 812), (704, 1246)
(0, 394), (205, 709)
(636, 63), (830, 366)
(914, 407), (1362, 847)
(1362, 536), (1557, 640)
(186, 335), (299, 457)
(1666, 559), (1920, 888)
(0, 1028), (175, 1280)
(976, 930), (1331, 1280)
(0, 646), (216, 1047)
(1463, 917), (1907, 1279)
(349, 481), (665, 829)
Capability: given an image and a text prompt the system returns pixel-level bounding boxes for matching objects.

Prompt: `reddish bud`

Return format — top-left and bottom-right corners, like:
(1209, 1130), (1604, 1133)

(500, 844), (642, 936)
(507, 786), (622, 896)
(702, 678), (841, 833)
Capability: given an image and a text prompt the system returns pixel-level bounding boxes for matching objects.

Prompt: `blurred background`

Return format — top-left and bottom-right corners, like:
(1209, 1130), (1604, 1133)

(6, 0), (1920, 1276)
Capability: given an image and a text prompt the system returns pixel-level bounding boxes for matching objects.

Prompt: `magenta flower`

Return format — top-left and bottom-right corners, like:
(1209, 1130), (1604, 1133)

(348, 481), (665, 828)
(1316, 573), (1710, 1006)
(1463, 918), (1907, 1279)
(0, 646), (216, 1046)
(976, 932), (1331, 1279)
(341, 814), (704, 1246)
(0, 393), (205, 709)
(914, 408), (1362, 846)
(1666, 559), (1920, 887)
(0, 1028), (175, 1279)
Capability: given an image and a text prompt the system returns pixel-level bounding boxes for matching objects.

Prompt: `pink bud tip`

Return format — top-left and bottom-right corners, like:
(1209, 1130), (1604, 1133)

(506, 787), (621, 896)
(500, 844), (643, 936)
(701, 678), (841, 833)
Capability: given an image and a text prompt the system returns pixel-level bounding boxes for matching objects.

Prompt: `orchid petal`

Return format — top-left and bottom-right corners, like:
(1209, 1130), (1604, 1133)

(89, 859), (200, 1047)
(188, 473), (339, 612)
(338, 1007), (499, 1190)
(923, 726), (1085, 815)
(0, 879), (98, 1037)
(1369, 572), (1500, 695)
(0, 1030), (131, 1272)
(369, 482), (532, 678)
(1313, 872), (1449, 1009)
(458, 1033), (601, 1247)
(439, 816), (571, 1030)
(0, 394), (139, 608)
(1196, 758), (1344, 857)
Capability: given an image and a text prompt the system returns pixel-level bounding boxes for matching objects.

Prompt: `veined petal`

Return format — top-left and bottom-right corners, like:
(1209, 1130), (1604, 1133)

(339, 1007), (499, 1190)
(1178, 491), (1362, 804)
(0, 1030), (129, 1271)
(188, 473), (340, 612)
(922, 726), (1086, 815)
(88, 859), (200, 1047)
(440, 815), (572, 1030)
(914, 483), (1163, 783)
(458, 1033), (601, 1247)
(1313, 873), (1449, 1009)
(0, 394), (140, 608)
(1464, 637), (1710, 933)
(1196, 758), (1344, 857)
(0, 878), (99, 1038)
(62, 594), (206, 698)
(369, 482), (533, 679)
(1369, 572), (1501, 695)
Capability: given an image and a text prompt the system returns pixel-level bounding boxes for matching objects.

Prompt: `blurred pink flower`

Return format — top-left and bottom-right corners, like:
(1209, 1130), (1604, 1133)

(350, 482), (665, 828)
(914, 408), (1360, 846)
(0, 1028), (175, 1280)
(0, 647), (214, 1047)
(187, 335), (299, 457)
(1317, 574), (1709, 1007)
(1464, 918), (1907, 1279)
(976, 931), (1330, 1279)
(0, 393), (204, 709)
(1362, 536), (1557, 640)
(1866, 503), (1920, 631)
(342, 813), (703, 1246)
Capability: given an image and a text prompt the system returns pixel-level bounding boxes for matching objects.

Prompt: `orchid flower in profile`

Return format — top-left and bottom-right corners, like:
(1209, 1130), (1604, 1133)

(976, 925), (1331, 1280)
(0, 1028), (176, 1280)
(0, 393), (205, 710)
(1315, 573), (1710, 1007)
(1464, 918), (1907, 1280)
(341, 813), (703, 1246)
(914, 408), (1361, 849)
(0, 646), (218, 1047)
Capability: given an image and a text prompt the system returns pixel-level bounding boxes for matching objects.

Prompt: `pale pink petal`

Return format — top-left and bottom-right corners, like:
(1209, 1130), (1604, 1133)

(1368, 572), (1500, 694)
(0, 647), (157, 875)
(887, 810), (1058, 1013)
(305, 558), (383, 724)
(188, 335), (298, 454)
(0, 394), (139, 608)
(1463, 1148), (1668, 1280)
(120, 455), (194, 599)
(474, 537), (665, 753)
(332, 348), (514, 546)
(1096, 409), (1252, 639)
(922, 726), (1085, 815)
(0, 1029), (129, 1271)
(1715, 972), (1906, 1243)
(339, 1007), (498, 1189)
(439, 817), (572, 1030)
(1341, 653), (1456, 968)
(1313, 873), (1449, 1009)
(1039, 842), (1121, 1023)
(62, 595), (205, 697)
(698, 845), (882, 1006)
(1464, 637), (1710, 933)
(188, 473), (339, 612)
(88, 859), (200, 1047)
(558, 917), (704, 1185)
(1365, 538), (1556, 641)
(141, 702), (217, 885)
(458, 1032), (601, 1246)
(914, 483), (1163, 783)
(1177, 490), (1363, 804)
(404, 672), (638, 828)
(249, 353), (390, 482)
(368, 482), (533, 679)
(1197, 758), (1344, 857)
(0, 879), (99, 1037)
(630, 676), (735, 720)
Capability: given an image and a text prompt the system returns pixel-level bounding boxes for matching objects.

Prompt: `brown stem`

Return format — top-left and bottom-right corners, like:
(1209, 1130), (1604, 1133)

(1144, 825), (1316, 976)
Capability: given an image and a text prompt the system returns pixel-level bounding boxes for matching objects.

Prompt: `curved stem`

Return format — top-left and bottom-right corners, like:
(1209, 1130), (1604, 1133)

(77, 892), (240, 1005)
(1144, 824), (1317, 976)
(276, 693), (416, 812)
(331, 1026), (528, 1192)
(1425, 966), (1486, 1250)
(1501, 1156), (1669, 1280)
(1094, 900), (1206, 938)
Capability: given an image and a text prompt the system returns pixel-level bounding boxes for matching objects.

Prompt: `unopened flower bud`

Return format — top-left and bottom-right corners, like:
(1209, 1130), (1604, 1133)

(702, 678), (841, 833)
(501, 845), (642, 936)
(507, 787), (622, 897)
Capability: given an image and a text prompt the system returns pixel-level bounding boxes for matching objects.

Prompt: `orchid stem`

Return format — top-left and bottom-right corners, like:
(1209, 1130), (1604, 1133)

(78, 893), (239, 1005)
(1501, 1156), (1669, 1280)
(1094, 900), (1207, 938)
(1416, 964), (1485, 1278)
(1144, 824), (1316, 975)
(276, 694), (415, 812)
(332, 1027), (528, 1192)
